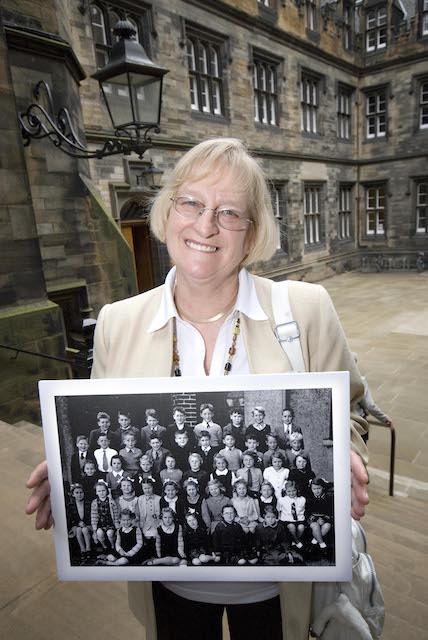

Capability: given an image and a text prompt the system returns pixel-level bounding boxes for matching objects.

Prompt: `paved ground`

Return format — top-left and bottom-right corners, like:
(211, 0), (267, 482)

(1, 271), (427, 639)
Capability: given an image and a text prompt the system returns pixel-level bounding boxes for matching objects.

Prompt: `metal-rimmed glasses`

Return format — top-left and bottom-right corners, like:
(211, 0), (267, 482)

(170, 197), (252, 231)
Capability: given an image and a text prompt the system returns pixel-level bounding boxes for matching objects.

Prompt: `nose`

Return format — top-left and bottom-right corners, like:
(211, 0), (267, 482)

(193, 207), (219, 236)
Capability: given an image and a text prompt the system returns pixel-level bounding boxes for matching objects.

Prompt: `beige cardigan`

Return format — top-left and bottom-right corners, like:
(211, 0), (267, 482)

(92, 273), (368, 640)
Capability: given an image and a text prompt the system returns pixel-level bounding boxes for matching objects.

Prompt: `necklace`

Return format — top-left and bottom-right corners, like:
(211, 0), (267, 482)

(173, 315), (240, 376)
(173, 284), (238, 324)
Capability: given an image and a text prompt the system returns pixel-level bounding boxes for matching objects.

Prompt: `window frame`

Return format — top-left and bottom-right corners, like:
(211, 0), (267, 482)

(185, 26), (226, 118)
(365, 184), (386, 237)
(365, 86), (388, 140)
(343, 1), (353, 50)
(270, 181), (288, 252)
(419, 77), (428, 130)
(306, 0), (318, 32)
(337, 83), (354, 141)
(338, 184), (353, 240)
(415, 180), (428, 234)
(303, 183), (323, 247)
(366, 5), (388, 52)
(252, 49), (281, 127)
(89, 1), (152, 68)
(300, 72), (321, 135)
(421, 0), (428, 37)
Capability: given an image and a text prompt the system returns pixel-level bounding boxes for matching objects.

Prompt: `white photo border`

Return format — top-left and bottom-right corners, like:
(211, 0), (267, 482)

(39, 371), (351, 582)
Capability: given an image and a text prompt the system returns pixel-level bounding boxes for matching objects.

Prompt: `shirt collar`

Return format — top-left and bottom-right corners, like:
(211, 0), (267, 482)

(148, 266), (267, 332)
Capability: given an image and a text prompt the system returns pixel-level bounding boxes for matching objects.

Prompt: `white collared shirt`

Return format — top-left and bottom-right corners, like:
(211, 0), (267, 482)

(148, 267), (267, 377)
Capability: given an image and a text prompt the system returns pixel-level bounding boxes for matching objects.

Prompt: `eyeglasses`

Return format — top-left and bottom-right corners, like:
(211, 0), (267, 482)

(170, 197), (252, 231)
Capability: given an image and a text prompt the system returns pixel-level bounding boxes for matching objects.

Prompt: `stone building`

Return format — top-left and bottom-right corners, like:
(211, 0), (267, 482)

(0, 0), (427, 419)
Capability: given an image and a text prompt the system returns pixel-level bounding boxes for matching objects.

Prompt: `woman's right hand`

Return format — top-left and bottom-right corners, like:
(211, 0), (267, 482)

(25, 460), (53, 530)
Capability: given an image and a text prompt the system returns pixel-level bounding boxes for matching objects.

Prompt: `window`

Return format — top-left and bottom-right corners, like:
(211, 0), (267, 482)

(337, 86), (352, 140)
(301, 74), (319, 133)
(271, 183), (287, 251)
(304, 185), (322, 245)
(338, 186), (352, 239)
(366, 6), (387, 52)
(306, 0), (318, 31)
(419, 79), (428, 129)
(366, 89), (387, 138)
(416, 182), (428, 233)
(253, 56), (279, 126)
(422, 0), (428, 36)
(90, 2), (151, 69)
(258, 0), (272, 5)
(366, 186), (386, 236)
(186, 31), (224, 116)
(343, 3), (353, 49)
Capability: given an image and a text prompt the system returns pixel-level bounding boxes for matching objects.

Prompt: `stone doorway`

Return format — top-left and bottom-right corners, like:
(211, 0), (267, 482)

(120, 196), (154, 293)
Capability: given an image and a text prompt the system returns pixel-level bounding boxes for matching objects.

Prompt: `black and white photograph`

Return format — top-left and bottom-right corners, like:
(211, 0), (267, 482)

(39, 372), (351, 582)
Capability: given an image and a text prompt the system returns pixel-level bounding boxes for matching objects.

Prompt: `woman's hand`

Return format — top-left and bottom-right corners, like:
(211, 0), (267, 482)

(350, 450), (369, 520)
(25, 461), (54, 530)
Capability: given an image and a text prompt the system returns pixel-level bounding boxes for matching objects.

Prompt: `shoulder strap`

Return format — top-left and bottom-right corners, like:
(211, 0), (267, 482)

(271, 280), (306, 373)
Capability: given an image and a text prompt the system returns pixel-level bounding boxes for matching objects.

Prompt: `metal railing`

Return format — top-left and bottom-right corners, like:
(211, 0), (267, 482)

(0, 343), (92, 377)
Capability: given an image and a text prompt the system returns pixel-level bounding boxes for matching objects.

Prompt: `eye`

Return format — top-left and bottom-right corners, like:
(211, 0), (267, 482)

(219, 208), (241, 219)
(179, 197), (202, 208)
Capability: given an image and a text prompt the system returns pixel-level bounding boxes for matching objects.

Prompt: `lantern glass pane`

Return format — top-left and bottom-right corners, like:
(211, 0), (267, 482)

(129, 73), (161, 125)
(101, 73), (133, 128)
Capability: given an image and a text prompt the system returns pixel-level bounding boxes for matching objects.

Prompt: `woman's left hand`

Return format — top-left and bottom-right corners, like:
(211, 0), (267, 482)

(350, 450), (369, 520)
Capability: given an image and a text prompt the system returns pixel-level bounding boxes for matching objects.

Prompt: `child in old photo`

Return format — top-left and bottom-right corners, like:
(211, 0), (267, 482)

(288, 453), (315, 498)
(256, 480), (277, 521)
(141, 409), (167, 452)
(70, 435), (92, 483)
(194, 403), (223, 447)
(195, 431), (218, 473)
(232, 479), (259, 533)
(243, 435), (264, 469)
(306, 478), (333, 549)
(210, 453), (236, 498)
(222, 409), (245, 451)
(159, 454), (183, 487)
(219, 434), (242, 472)
(183, 512), (216, 565)
(181, 478), (210, 529)
(135, 455), (160, 495)
(165, 406), (195, 450)
(169, 430), (193, 470)
(254, 506), (293, 566)
(286, 432), (307, 468)
(67, 483), (92, 558)
(98, 509), (145, 566)
(106, 455), (128, 500)
(277, 480), (306, 549)
(151, 507), (186, 566)
(93, 434), (118, 477)
(137, 477), (161, 557)
(88, 411), (119, 453)
(116, 477), (139, 524)
(113, 411), (142, 450)
(144, 435), (170, 475)
(160, 480), (185, 523)
(80, 459), (101, 501)
(262, 434), (287, 470)
(263, 451), (290, 499)
(91, 480), (119, 551)
(119, 433), (143, 478)
(245, 406), (271, 453)
(236, 450), (263, 496)
(182, 452), (209, 494)
(205, 479), (232, 533)
(212, 505), (247, 565)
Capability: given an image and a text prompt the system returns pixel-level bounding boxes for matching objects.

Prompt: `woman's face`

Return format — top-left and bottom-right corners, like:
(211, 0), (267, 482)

(165, 173), (251, 286)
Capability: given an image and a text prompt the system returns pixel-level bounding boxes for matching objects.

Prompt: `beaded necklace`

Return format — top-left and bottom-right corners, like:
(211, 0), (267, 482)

(173, 315), (240, 377)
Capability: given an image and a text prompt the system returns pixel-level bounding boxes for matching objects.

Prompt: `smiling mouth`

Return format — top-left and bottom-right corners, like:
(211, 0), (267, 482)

(185, 240), (218, 253)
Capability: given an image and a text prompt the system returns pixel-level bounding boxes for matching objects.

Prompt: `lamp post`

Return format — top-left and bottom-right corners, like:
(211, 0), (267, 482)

(19, 21), (169, 159)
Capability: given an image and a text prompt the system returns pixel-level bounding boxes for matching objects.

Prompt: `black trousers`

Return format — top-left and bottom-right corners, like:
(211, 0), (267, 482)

(152, 582), (283, 640)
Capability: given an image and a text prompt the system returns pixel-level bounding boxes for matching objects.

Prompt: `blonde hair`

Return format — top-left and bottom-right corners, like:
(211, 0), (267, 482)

(149, 138), (279, 265)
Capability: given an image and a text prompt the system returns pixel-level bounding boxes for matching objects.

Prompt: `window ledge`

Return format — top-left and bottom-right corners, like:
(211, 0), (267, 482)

(304, 243), (325, 252)
(190, 111), (229, 125)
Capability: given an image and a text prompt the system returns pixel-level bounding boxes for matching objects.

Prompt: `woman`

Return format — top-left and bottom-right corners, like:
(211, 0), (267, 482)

(26, 138), (369, 640)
